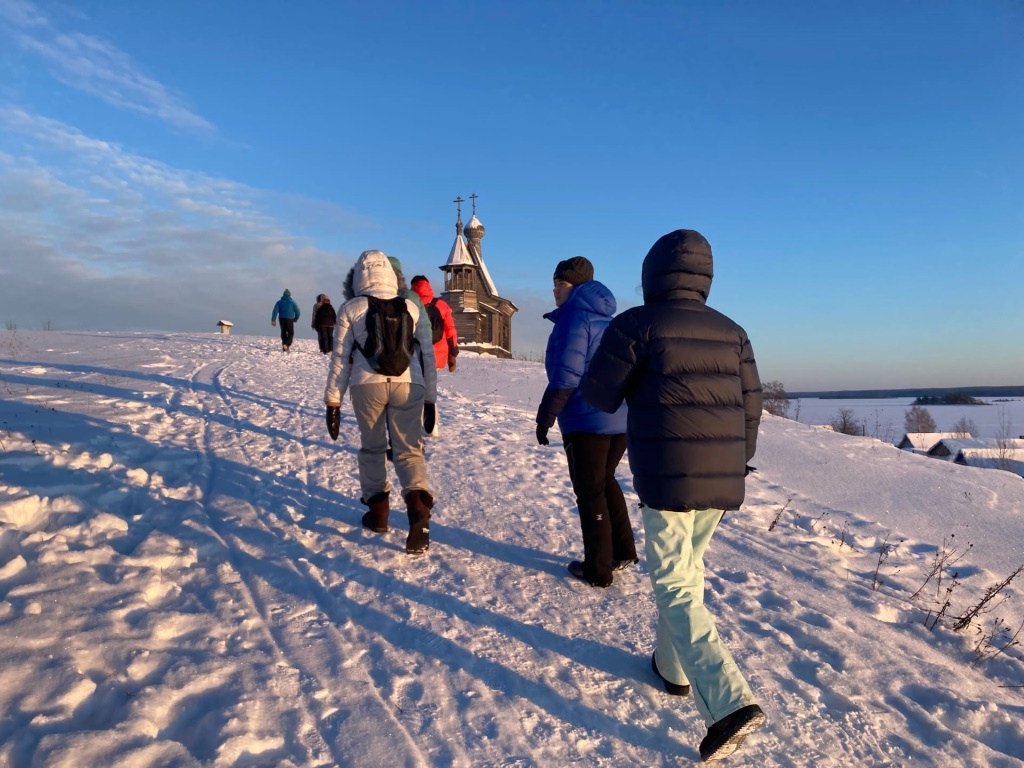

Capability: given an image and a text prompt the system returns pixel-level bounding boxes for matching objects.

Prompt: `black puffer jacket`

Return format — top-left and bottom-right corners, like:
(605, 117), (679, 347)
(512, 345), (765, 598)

(581, 230), (762, 512)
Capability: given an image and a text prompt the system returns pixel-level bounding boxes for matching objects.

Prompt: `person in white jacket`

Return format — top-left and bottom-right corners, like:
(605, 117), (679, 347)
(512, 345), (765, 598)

(324, 249), (438, 555)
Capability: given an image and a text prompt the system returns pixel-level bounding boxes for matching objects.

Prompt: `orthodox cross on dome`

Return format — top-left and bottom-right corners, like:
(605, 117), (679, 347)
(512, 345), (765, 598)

(453, 195), (464, 222)
(469, 192), (478, 215)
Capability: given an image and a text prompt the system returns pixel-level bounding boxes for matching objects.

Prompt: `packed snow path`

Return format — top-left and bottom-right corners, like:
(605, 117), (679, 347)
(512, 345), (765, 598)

(1, 331), (1022, 767)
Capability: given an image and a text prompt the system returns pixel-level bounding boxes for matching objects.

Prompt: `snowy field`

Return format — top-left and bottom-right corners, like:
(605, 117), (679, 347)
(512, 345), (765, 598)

(792, 397), (1024, 442)
(1, 330), (1023, 768)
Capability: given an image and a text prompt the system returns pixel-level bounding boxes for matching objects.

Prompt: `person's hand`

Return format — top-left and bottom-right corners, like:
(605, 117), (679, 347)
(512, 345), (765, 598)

(326, 405), (341, 441)
(423, 402), (436, 433)
(536, 424), (549, 446)
(271, 321), (276, 327)
(447, 355), (457, 373)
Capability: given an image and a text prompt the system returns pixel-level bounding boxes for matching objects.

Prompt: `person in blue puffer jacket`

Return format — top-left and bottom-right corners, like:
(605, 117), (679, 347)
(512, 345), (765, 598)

(535, 256), (634, 587)
(271, 289), (301, 352)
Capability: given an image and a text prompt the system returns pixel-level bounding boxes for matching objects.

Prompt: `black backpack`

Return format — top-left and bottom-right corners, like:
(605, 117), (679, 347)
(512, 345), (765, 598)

(425, 298), (444, 345)
(355, 296), (415, 376)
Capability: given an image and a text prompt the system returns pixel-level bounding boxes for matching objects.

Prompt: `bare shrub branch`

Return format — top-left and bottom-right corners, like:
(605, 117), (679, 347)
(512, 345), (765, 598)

(910, 535), (973, 601)
(952, 565), (1024, 633)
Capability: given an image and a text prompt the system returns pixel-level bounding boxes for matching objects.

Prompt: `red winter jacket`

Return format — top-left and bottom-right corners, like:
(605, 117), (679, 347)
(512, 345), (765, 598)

(411, 278), (459, 369)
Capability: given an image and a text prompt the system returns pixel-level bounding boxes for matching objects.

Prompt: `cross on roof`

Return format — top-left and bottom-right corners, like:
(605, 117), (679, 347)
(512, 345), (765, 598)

(453, 195), (464, 219)
(470, 192), (478, 215)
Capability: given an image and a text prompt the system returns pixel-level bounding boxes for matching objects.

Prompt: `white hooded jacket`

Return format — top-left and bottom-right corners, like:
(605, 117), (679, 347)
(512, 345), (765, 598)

(324, 250), (438, 406)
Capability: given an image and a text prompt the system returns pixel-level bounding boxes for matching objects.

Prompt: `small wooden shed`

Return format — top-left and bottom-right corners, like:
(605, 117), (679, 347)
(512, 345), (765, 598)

(216, 320), (234, 335)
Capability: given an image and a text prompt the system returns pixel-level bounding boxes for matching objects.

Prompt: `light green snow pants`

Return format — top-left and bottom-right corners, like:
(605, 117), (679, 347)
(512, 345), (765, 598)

(643, 505), (757, 725)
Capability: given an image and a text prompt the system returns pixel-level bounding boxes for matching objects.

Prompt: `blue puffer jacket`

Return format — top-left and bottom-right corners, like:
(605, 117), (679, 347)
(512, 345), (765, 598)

(272, 294), (301, 322)
(538, 281), (627, 435)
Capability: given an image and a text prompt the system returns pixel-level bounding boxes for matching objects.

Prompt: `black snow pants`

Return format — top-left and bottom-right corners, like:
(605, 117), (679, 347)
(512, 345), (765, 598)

(317, 326), (334, 355)
(279, 318), (295, 348)
(562, 432), (636, 586)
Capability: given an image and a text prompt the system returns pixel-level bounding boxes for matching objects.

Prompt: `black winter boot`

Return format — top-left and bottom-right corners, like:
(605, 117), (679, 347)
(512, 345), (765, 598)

(651, 652), (690, 696)
(699, 704), (766, 762)
(361, 491), (390, 533)
(404, 490), (433, 556)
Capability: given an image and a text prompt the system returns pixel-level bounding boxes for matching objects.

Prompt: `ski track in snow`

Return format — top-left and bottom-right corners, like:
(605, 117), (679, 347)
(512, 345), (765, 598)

(0, 332), (1022, 767)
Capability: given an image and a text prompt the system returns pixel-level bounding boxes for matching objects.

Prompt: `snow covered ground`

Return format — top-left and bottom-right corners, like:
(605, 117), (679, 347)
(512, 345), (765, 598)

(1, 330), (1022, 768)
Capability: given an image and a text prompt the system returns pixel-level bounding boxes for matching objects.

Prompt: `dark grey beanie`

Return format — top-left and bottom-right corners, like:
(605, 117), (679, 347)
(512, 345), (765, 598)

(553, 256), (594, 286)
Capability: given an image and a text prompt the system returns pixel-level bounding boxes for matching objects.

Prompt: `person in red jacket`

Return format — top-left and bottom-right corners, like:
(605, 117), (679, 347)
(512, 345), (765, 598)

(410, 276), (458, 438)
(410, 276), (459, 372)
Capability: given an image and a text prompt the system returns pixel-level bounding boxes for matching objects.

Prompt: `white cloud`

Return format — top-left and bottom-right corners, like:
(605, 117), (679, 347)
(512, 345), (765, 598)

(0, 0), (213, 134)
(0, 0), (44, 28)
(0, 108), (360, 334)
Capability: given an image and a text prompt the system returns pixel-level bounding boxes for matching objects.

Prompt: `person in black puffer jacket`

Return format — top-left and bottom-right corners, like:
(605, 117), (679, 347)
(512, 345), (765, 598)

(581, 229), (766, 763)
(312, 294), (337, 355)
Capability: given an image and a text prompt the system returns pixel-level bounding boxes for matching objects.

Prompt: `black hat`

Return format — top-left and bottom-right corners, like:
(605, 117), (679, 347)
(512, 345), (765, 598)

(553, 256), (594, 286)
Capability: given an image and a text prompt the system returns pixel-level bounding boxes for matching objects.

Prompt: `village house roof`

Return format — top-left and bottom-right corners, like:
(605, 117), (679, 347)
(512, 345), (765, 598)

(954, 447), (1024, 478)
(928, 437), (1024, 458)
(897, 432), (959, 452)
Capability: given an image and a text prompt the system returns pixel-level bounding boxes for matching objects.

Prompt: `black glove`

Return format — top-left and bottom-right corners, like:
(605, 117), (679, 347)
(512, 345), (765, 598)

(745, 464), (757, 476)
(423, 402), (436, 433)
(536, 424), (549, 446)
(326, 405), (341, 441)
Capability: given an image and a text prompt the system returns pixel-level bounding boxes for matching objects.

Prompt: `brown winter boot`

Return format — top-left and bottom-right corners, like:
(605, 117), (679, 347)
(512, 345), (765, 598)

(360, 491), (390, 533)
(404, 490), (434, 556)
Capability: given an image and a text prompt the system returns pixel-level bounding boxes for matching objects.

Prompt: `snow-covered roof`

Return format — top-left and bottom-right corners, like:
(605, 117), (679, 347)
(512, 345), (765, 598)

(897, 432), (958, 451)
(464, 216), (499, 296)
(954, 448), (1024, 477)
(928, 437), (1024, 458)
(447, 230), (499, 295)
(931, 437), (1024, 451)
(446, 231), (474, 267)
(216, 320), (233, 326)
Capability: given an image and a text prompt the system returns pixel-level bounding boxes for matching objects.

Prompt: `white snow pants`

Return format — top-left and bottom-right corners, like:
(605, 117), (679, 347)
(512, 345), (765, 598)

(350, 382), (431, 501)
(643, 505), (758, 725)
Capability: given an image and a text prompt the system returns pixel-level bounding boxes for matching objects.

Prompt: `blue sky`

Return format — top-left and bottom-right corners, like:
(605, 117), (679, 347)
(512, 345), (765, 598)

(1, 0), (1021, 390)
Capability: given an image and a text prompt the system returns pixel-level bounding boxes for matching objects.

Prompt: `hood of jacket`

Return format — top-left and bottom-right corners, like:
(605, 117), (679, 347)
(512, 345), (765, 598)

(349, 250), (399, 299)
(411, 278), (435, 304)
(387, 256), (409, 293)
(544, 280), (617, 324)
(642, 229), (713, 304)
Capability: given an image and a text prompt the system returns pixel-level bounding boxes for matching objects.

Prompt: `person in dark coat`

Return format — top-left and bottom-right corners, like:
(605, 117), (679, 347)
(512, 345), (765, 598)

(312, 293), (337, 355)
(536, 256), (634, 588)
(581, 230), (765, 762)
(271, 289), (300, 352)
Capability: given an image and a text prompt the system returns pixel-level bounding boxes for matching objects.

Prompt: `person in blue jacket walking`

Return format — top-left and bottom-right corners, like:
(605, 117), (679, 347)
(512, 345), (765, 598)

(271, 289), (300, 352)
(535, 256), (635, 587)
